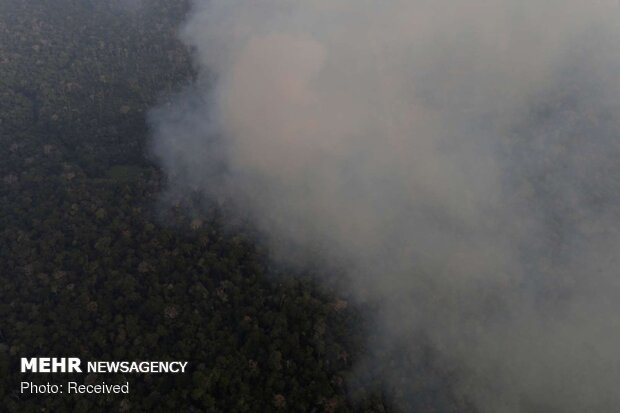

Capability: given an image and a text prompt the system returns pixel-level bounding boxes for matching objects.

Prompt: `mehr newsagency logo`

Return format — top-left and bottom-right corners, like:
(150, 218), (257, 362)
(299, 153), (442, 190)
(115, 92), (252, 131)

(19, 357), (189, 395)
(21, 357), (188, 373)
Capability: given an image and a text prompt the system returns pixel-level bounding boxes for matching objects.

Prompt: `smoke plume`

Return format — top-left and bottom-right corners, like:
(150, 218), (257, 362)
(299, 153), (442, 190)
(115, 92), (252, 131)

(150, 1), (620, 411)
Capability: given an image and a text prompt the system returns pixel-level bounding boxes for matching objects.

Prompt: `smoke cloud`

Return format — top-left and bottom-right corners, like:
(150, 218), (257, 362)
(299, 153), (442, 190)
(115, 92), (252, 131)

(150, 1), (620, 411)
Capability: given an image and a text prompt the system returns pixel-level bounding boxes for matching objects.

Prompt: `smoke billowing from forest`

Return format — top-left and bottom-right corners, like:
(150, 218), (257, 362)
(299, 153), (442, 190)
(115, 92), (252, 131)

(151, 1), (620, 411)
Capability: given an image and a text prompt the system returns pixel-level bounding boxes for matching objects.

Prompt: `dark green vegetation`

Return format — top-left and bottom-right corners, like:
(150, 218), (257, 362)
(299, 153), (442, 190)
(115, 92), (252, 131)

(0, 1), (467, 412)
(0, 1), (386, 411)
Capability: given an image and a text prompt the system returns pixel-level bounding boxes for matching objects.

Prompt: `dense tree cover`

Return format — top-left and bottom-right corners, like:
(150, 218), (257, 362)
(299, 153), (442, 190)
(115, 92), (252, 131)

(0, 1), (393, 411)
(0, 1), (470, 412)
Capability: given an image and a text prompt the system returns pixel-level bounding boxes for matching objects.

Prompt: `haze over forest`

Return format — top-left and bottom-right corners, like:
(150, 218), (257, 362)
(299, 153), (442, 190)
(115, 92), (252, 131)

(2, 1), (620, 412)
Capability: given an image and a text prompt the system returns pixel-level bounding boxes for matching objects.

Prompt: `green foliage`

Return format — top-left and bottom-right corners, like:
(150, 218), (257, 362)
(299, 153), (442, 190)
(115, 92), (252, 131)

(0, 1), (391, 412)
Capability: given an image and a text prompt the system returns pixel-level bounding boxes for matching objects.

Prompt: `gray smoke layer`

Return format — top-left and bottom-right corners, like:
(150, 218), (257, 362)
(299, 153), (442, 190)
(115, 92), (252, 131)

(151, 1), (620, 411)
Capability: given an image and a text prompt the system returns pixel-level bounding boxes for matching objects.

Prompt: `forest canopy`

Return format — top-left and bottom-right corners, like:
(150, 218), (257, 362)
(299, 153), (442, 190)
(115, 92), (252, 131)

(0, 1), (458, 411)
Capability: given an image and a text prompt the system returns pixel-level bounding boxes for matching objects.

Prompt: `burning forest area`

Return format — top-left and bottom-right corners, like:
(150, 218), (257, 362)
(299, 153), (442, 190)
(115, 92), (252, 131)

(2, 1), (620, 412)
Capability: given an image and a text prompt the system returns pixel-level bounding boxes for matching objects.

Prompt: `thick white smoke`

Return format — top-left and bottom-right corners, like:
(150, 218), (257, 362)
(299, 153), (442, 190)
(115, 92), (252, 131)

(151, 1), (620, 411)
